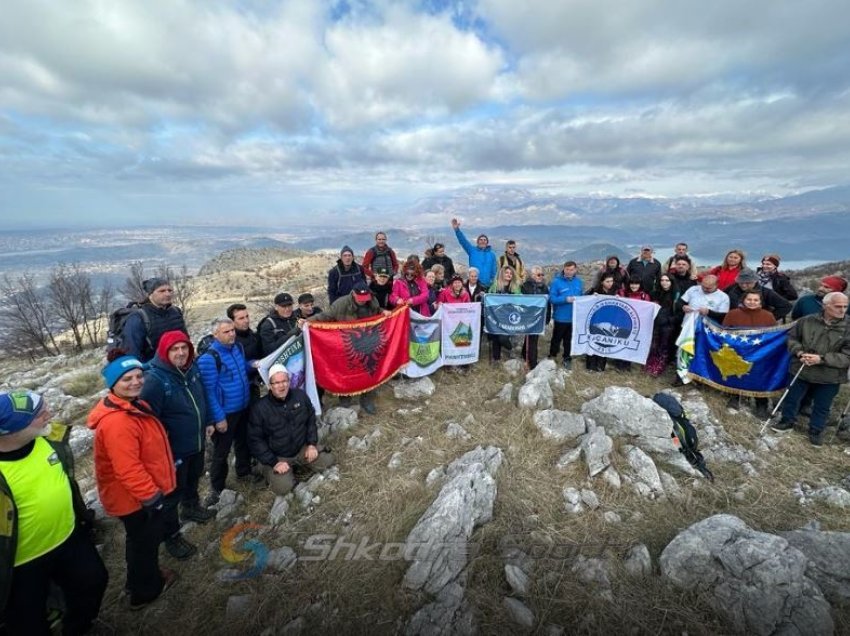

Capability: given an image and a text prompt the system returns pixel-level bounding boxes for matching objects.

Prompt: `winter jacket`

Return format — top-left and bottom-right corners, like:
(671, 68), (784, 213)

(390, 277), (431, 316)
(757, 268), (798, 301)
(0, 438), (87, 611)
(362, 246), (399, 279)
(197, 340), (252, 422)
(121, 303), (186, 362)
(310, 294), (382, 322)
(722, 307), (777, 328)
(670, 271), (697, 297)
(453, 228), (498, 286)
(549, 273), (584, 323)
(788, 313), (850, 385)
(87, 394), (176, 517)
(327, 260), (366, 305)
(626, 258), (662, 295)
(235, 327), (263, 361)
(652, 288), (679, 329)
(497, 253), (526, 281)
(707, 265), (742, 292)
(421, 254), (455, 280)
(464, 281), (487, 303)
(521, 279), (551, 324)
(369, 279), (394, 309)
(257, 310), (299, 356)
(140, 333), (212, 460)
(437, 287), (471, 304)
(618, 289), (652, 302)
(248, 388), (317, 465)
(792, 293), (825, 320)
(591, 261), (629, 292)
(724, 284), (791, 321)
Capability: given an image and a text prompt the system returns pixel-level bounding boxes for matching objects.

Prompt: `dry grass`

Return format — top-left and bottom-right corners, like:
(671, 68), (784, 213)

(82, 343), (850, 635)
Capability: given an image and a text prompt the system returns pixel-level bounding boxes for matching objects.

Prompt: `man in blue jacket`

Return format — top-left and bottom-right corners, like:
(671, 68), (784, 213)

(141, 330), (216, 562)
(548, 261), (583, 370)
(451, 218), (497, 287)
(197, 318), (260, 506)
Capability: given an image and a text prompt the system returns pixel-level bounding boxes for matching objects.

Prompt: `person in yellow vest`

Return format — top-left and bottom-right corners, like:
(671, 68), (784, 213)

(0, 390), (107, 635)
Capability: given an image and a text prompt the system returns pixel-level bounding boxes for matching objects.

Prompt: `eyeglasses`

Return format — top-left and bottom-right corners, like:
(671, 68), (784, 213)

(533, 273), (544, 277)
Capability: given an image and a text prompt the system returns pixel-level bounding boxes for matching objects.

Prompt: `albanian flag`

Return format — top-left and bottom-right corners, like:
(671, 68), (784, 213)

(303, 306), (410, 395)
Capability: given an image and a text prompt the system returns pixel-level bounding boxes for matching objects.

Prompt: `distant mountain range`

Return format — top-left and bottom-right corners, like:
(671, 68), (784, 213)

(1, 184), (848, 286)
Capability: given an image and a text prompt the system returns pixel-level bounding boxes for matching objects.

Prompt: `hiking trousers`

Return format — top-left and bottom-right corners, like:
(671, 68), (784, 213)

(781, 378), (840, 433)
(549, 322), (573, 360)
(209, 409), (251, 492)
(120, 508), (166, 606)
(261, 446), (336, 496)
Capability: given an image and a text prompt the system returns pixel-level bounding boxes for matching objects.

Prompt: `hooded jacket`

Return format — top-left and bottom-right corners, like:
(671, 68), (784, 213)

(390, 276), (431, 316)
(87, 394), (176, 517)
(453, 228), (498, 287)
(437, 286), (471, 304)
(140, 330), (212, 460)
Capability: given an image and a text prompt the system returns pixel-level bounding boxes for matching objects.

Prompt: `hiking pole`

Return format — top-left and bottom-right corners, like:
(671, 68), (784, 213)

(828, 396), (850, 443)
(759, 364), (805, 436)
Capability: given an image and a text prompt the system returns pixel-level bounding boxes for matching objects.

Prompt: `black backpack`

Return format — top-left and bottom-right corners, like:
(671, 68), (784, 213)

(652, 392), (715, 482)
(195, 335), (243, 374)
(106, 302), (151, 354)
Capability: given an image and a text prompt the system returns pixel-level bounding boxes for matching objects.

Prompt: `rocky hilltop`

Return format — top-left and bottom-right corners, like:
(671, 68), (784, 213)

(2, 248), (849, 635)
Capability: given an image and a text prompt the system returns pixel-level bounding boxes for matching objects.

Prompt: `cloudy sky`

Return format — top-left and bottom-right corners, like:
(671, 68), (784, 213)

(1, 0), (848, 228)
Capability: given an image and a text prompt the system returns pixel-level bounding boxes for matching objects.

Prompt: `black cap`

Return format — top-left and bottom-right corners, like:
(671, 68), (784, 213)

(297, 292), (314, 304)
(374, 267), (390, 277)
(274, 292), (294, 306)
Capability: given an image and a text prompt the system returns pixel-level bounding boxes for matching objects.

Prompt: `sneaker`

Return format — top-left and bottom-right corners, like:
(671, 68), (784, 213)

(360, 399), (377, 415)
(809, 431), (825, 447)
(165, 533), (197, 560)
(771, 420), (795, 433)
(129, 568), (179, 610)
(181, 502), (216, 524)
(204, 490), (221, 507)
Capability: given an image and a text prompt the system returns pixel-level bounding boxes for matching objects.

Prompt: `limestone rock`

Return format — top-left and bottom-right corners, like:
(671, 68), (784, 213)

(395, 377), (436, 400)
(783, 528), (850, 604)
(555, 447), (581, 470)
(269, 496), (290, 525)
(623, 544), (652, 577)
(425, 466), (446, 488)
(532, 409), (586, 442)
(403, 446), (503, 595)
(405, 580), (476, 636)
(580, 428), (613, 477)
(624, 446), (664, 498)
(322, 407), (358, 433)
(580, 387), (674, 453)
(496, 383), (513, 402)
(225, 594), (253, 620)
(562, 487), (584, 514)
(387, 451), (404, 470)
(580, 489), (600, 510)
(517, 380), (553, 410)
(600, 466), (621, 489)
(660, 514), (833, 636)
(505, 564), (530, 596)
(504, 359), (524, 376)
(502, 597), (535, 629)
(603, 511), (622, 524)
(808, 486), (850, 508)
(445, 422), (472, 441)
(266, 546), (297, 572)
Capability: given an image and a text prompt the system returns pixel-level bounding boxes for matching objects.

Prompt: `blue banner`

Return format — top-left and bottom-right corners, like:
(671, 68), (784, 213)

(483, 294), (547, 336)
(688, 317), (792, 396)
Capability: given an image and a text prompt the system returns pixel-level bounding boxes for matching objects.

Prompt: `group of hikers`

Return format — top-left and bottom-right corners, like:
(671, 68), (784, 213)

(1, 221), (849, 634)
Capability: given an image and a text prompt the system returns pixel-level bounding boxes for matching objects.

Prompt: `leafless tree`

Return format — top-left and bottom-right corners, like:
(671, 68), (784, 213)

(81, 279), (114, 347)
(0, 274), (60, 356)
(120, 261), (147, 303)
(47, 264), (88, 351)
(119, 261), (197, 324)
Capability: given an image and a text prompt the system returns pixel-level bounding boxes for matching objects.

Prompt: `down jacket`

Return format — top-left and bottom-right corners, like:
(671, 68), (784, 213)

(197, 340), (252, 422)
(87, 394), (176, 517)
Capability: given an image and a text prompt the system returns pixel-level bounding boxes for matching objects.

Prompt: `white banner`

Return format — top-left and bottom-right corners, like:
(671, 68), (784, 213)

(406, 308), (444, 378)
(441, 303), (481, 366)
(258, 333), (322, 415)
(571, 296), (659, 364)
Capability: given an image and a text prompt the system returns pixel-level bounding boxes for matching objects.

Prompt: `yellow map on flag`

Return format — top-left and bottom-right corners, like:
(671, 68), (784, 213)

(710, 344), (752, 380)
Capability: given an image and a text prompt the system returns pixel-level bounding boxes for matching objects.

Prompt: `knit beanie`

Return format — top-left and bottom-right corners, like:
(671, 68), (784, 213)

(0, 391), (45, 436)
(102, 356), (144, 390)
(822, 276), (848, 293)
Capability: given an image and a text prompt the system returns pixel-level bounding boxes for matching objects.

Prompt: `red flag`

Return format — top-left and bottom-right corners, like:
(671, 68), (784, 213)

(305, 307), (410, 395)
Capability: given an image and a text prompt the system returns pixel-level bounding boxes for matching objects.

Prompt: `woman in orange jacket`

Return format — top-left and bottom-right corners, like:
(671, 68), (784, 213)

(87, 354), (178, 610)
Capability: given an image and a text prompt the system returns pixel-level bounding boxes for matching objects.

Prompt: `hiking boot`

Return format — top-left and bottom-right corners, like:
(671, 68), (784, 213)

(753, 403), (770, 420)
(181, 502), (216, 524)
(809, 431), (825, 447)
(204, 490), (221, 507)
(164, 533), (197, 560)
(562, 359), (572, 371)
(771, 420), (795, 433)
(360, 396), (377, 415)
(129, 568), (179, 610)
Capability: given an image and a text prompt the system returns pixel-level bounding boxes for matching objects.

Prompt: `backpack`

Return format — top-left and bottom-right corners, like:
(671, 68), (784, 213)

(652, 392), (715, 482)
(106, 302), (151, 354)
(369, 247), (394, 274)
(195, 336), (243, 374)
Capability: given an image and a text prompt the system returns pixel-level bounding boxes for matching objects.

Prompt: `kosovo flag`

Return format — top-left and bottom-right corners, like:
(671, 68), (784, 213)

(688, 317), (792, 396)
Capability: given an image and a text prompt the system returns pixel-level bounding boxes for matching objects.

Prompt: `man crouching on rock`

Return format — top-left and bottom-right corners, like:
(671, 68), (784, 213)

(247, 365), (335, 496)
